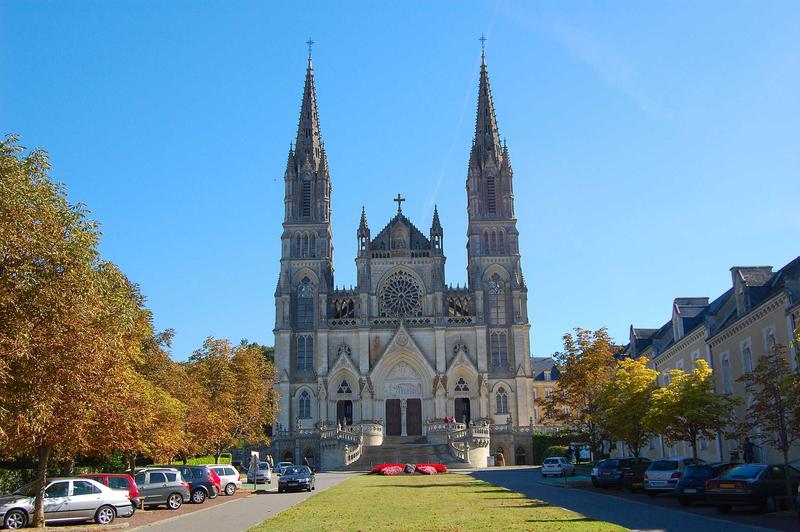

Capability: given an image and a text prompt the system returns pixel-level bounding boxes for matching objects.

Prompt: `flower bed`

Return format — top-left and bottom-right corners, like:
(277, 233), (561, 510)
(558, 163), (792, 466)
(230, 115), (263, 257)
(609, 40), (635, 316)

(370, 463), (446, 474)
(416, 463), (447, 473)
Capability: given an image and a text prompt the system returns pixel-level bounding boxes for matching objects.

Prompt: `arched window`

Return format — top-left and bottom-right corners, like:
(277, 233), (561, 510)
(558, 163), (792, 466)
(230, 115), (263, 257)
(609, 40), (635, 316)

(455, 378), (469, 392)
(490, 331), (508, 368)
(486, 176), (497, 214)
(498, 230), (505, 254)
(337, 380), (352, 394)
(487, 274), (506, 325)
(490, 231), (497, 254)
(302, 234), (309, 257)
(297, 335), (314, 372)
(298, 390), (311, 419)
(742, 345), (753, 374)
(301, 181), (312, 218)
(496, 387), (509, 414)
(297, 277), (314, 330)
(309, 233), (317, 257)
(293, 234), (301, 257)
(482, 231), (489, 255)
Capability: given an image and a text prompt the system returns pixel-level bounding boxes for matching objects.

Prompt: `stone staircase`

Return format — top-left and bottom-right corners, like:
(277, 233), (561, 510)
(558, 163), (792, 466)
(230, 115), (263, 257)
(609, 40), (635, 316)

(342, 436), (471, 471)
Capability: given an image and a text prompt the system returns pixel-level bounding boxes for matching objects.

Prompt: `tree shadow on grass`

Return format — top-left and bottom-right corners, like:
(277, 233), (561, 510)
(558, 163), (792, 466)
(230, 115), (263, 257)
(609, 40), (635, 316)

(527, 517), (601, 523)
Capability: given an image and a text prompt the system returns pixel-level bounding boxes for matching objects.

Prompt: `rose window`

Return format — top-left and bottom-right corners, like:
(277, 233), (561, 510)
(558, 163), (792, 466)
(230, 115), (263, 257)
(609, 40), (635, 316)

(380, 271), (423, 317)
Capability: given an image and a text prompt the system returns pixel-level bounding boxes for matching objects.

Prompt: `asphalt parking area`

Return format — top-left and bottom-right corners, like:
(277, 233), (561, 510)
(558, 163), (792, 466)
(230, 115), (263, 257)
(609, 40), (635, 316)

(123, 487), (253, 529)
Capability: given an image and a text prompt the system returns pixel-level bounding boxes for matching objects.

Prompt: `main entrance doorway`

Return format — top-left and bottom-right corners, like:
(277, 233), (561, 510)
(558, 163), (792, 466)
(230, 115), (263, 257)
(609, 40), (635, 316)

(386, 399), (401, 436)
(336, 400), (353, 426)
(454, 398), (471, 424)
(406, 399), (422, 436)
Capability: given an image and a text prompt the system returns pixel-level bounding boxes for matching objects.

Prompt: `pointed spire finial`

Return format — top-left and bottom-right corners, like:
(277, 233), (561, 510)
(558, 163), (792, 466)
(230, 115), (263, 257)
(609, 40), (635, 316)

(306, 38), (315, 59)
(479, 33), (487, 63)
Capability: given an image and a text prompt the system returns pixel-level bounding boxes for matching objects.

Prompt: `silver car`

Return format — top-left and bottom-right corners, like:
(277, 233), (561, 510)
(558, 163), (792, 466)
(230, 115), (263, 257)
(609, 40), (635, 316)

(246, 461), (272, 484)
(134, 467), (190, 509)
(644, 457), (705, 496)
(0, 477), (133, 529)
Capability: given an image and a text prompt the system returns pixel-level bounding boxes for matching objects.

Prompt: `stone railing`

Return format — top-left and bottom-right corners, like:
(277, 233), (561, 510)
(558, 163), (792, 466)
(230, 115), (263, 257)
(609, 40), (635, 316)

(320, 428), (361, 445)
(449, 440), (468, 462)
(446, 316), (475, 325)
(328, 318), (358, 328)
(343, 437), (363, 466)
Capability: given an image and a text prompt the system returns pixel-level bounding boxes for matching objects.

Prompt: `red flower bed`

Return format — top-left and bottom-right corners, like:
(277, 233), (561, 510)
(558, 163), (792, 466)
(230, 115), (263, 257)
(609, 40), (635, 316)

(416, 463), (447, 473)
(380, 465), (403, 475)
(417, 466), (437, 475)
(371, 463), (403, 474)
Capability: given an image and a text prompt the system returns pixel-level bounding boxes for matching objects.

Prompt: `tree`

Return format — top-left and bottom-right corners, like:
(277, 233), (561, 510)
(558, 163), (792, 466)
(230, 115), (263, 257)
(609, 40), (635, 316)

(0, 135), (144, 526)
(737, 339), (800, 510)
(646, 359), (737, 464)
(186, 338), (278, 463)
(599, 357), (658, 458)
(239, 339), (275, 364)
(539, 328), (619, 460)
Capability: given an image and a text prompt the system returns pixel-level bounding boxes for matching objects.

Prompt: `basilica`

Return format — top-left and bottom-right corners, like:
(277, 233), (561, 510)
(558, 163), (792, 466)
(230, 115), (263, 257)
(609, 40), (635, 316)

(270, 46), (539, 468)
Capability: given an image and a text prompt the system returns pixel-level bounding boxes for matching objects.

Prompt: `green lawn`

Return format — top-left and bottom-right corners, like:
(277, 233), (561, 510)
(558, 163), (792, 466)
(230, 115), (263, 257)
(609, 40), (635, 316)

(250, 473), (624, 531)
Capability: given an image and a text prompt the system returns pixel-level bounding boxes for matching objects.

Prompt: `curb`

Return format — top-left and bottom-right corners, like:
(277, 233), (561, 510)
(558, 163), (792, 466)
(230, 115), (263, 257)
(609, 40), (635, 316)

(26, 524), (128, 532)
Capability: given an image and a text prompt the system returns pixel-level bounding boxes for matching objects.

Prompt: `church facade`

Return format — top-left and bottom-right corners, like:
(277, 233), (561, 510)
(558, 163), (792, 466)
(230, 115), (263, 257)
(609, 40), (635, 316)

(272, 47), (538, 465)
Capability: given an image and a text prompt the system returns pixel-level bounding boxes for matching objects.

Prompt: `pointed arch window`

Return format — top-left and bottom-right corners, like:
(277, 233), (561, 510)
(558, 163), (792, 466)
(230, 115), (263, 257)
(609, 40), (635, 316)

(298, 390), (311, 419)
(487, 274), (506, 325)
(490, 330), (508, 368)
(296, 277), (314, 330)
(301, 181), (312, 218)
(496, 386), (509, 414)
(337, 380), (352, 394)
(297, 335), (314, 372)
(455, 378), (469, 392)
(482, 231), (490, 255)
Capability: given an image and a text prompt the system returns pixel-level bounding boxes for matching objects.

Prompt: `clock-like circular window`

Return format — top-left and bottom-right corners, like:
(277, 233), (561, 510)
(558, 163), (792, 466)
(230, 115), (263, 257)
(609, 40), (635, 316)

(380, 271), (423, 317)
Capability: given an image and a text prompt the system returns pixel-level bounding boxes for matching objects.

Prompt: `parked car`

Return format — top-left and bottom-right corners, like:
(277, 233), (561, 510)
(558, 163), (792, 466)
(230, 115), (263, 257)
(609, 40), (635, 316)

(79, 473), (141, 510)
(622, 459), (653, 493)
(795, 481), (799, 518)
(274, 461), (294, 476)
(706, 464), (800, 513)
(595, 457), (651, 489)
(644, 457), (704, 496)
(277, 466), (315, 493)
(205, 464), (242, 496)
(675, 462), (739, 506)
(174, 466), (220, 504)
(0, 478), (133, 530)
(541, 457), (576, 478)
(590, 459), (610, 487)
(246, 461), (273, 484)
(134, 468), (191, 510)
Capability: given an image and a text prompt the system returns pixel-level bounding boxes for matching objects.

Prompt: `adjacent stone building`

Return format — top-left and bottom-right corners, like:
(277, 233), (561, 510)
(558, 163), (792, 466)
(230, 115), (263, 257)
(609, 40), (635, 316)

(269, 47), (541, 468)
(622, 257), (800, 464)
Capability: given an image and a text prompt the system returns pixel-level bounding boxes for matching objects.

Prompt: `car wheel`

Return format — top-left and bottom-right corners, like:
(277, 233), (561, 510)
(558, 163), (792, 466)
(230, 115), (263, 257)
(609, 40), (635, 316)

(225, 483), (236, 496)
(278, 487), (283, 493)
(94, 505), (116, 525)
(3, 509), (28, 530)
(192, 489), (207, 504)
(717, 505), (732, 513)
(678, 497), (691, 506)
(167, 492), (184, 510)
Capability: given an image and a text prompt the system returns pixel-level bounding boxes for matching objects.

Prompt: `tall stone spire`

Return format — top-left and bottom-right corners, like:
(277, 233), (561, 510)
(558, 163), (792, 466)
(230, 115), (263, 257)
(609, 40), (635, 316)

(294, 48), (324, 169)
(471, 46), (503, 169)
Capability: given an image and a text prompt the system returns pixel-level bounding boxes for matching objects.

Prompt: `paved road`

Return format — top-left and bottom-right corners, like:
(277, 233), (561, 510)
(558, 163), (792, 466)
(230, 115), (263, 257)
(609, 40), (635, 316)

(468, 467), (784, 532)
(132, 472), (355, 532)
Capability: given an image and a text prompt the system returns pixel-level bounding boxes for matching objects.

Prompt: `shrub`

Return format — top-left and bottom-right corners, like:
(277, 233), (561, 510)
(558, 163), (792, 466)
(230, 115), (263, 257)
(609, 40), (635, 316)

(416, 463), (447, 473)
(371, 463), (403, 474)
(543, 445), (569, 459)
(380, 466), (403, 475)
(417, 466), (436, 475)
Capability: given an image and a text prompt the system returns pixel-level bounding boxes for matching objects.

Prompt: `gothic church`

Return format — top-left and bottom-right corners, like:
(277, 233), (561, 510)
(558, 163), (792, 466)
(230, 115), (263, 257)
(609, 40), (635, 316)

(272, 46), (537, 467)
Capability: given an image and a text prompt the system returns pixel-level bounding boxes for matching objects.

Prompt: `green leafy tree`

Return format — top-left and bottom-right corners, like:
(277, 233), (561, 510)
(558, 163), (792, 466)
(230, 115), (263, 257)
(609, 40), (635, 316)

(647, 359), (737, 464)
(540, 328), (619, 460)
(737, 337), (800, 510)
(599, 357), (658, 458)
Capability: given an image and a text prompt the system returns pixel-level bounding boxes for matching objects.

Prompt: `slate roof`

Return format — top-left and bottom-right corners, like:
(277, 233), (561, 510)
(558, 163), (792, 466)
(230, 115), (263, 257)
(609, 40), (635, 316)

(370, 212), (431, 251)
(530, 357), (559, 381)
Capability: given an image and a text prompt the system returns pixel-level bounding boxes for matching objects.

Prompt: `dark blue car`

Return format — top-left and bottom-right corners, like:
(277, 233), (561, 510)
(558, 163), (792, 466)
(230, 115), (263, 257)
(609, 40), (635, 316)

(675, 462), (739, 506)
(596, 457), (651, 489)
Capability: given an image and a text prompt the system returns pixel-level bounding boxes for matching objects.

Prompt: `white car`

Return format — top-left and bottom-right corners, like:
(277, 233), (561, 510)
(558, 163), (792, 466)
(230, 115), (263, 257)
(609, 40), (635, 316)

(542, 457), (576, 477)
(644, 457), (704, 496)
(205, 464), (243, 496)
(274, 462), (294, 475)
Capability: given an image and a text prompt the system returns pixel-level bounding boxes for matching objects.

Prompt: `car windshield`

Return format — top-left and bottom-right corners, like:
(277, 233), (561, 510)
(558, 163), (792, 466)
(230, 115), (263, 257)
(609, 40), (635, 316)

(543, 459), (559, 464)
(650, 460), (678, 471)
(602, 460), (620, 467)
(283, 467), (305, 475)
(684, 465), (712, 478)
(258, 462), (269, 470)
(722, 465), (765, 479)
(12, 482), (36, 497)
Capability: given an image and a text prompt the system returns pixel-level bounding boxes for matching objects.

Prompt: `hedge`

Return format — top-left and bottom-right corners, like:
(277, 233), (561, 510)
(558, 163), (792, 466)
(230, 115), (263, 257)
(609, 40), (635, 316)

(0, 467), (94, 495)
(543, 445), (569, 459)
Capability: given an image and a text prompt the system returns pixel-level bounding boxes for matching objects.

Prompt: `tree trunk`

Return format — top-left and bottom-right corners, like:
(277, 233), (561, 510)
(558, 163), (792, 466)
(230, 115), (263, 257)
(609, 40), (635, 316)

(782, 447), (794, 511)
(32, 445), (51, 528)
(60, 457), (75, 476)
(691, 437), (699, 465)
(215, 452), (221, 465)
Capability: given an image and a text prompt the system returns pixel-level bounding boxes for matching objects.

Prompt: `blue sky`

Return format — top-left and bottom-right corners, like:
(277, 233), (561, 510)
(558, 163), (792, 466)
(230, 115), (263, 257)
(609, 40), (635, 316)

(2, 1), (798, 360)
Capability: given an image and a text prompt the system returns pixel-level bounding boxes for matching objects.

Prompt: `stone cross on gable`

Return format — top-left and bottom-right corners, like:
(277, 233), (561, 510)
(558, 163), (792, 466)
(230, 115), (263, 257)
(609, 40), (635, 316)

(393, 193), (405, 213)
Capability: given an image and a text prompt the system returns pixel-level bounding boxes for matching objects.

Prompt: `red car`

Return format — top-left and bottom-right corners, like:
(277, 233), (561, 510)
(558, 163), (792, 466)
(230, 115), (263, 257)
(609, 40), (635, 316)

(79, 473), (141, 510)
